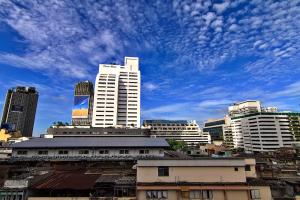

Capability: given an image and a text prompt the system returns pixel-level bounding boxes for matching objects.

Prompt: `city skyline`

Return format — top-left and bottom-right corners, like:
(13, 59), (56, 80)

(0, 0), (300, 135)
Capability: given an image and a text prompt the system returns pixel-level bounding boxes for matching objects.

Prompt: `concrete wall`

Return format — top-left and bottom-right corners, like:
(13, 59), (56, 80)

(245, 158), (257, 178)
(225, 190), (249, 200)
(250, 186), (272, 200)
(137, 166), (246, 183)
(137, 190), (177, 200)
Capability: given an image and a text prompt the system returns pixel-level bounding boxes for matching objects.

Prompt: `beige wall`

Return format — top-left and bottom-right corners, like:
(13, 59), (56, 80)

(137, 188), (271, 200)
(137, 166), (246, 183)
(137, 190), (177, 200)
(245, 158), (257, 178)
(225, 190), (249, 200)
(250, 186), (272, 200)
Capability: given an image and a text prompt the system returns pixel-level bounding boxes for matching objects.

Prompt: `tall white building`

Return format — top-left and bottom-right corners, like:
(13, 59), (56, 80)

(92, 57), (141, 128)
(231, 113), (299, 152)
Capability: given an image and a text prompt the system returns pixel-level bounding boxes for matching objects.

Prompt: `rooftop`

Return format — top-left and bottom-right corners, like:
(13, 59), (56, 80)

(231, 112), (300, 120)
(143, 120), (196, 125)
(10, 137), (169, 149)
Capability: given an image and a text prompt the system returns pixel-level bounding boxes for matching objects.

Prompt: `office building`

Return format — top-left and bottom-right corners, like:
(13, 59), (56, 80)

(143, 120), (211, 147)
(72, 81), (94, 126)
(231, 112), (300, 152)
(92, 57), (140, 128)
(229, 100), (261, 117)
(136, 158), (272, 200)
(203, 118), (226, 141)
(1, 87), (38, 137)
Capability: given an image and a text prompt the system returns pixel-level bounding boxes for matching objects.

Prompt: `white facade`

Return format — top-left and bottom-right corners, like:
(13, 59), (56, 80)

(144, 120), (211, 146)
(92, 57), (140, 127)
(229, 100), (261, 117)
(12, 148), (164, 159)
(231, 113), (296, 152)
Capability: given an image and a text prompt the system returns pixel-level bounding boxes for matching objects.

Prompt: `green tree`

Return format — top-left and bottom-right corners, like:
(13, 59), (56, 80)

(52, 121), (69, 126)
(167, 139), (188, 152)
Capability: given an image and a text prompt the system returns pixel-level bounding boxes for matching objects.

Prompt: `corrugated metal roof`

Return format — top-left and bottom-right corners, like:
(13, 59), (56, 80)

(10, 137), (169, 149)
(31, 172), (99, 190)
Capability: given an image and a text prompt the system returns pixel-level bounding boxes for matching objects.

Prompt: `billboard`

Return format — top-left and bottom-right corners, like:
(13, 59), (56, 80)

(72, 95), (89, 118)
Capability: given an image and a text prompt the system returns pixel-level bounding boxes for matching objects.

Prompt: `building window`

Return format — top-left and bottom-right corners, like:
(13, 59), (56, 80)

(99, 150), (109, 154)
(79, 150), (89, 154)
(245, 165), (251, 171)
(119, 149), (129, 154)
(146, 190), (168, 199)
(158, 166), (169, 176)
(250, 189), (261, 199)
(139, 149), (149, 154)
(17, 151), (27, 155)
(190, 190), (213, 199)
(202, 190), (213, 199)
(234, 167), (239, 171)
(38, 150), (48, 155)
(58, 150), (68, 155)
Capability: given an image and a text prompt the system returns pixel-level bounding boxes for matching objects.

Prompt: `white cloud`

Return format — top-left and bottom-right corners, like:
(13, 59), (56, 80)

(197, 99), (232, 109)
(143, 82), (159, 91)
(213, 1), (230, 14)
(272, 81), (300, 98)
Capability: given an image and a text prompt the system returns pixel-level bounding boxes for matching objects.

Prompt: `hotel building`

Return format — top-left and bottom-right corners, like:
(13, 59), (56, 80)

(92, 57), (140, 128)
(143, 120), (211, 147)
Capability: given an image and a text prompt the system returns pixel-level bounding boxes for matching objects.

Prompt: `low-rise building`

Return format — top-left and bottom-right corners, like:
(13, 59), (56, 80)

(46, 126), (150, 137)
(10, 137), (169, 160)
(143, 120), (211, 147)
(136, 158), (272, 200)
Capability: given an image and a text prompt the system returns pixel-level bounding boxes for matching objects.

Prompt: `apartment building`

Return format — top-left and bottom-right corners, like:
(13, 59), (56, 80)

(1, 87), (38, 137)
(143, 120), (211, 147)
(136, 158), (272, 200)
(231, 112), (300, 152)
(92, 57), (140, 128)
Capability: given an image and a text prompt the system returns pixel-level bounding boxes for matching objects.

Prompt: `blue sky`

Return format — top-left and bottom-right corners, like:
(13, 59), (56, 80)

(0, 0), (300, 135)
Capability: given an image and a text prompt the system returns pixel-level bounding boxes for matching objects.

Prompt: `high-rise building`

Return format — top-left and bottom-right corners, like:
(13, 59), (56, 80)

(230, 112), (300, 152)
(1, 87), (38, 137)
(92, 57), (140, 128)
(72, 81), (94, 126)
(143, 120), (211, 147)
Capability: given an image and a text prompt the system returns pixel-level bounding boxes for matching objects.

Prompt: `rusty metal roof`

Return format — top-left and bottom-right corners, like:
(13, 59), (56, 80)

(31, 171), (99, 190)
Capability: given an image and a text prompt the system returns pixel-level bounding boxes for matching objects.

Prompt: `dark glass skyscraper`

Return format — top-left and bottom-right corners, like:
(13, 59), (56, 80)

(1, 87), (39, 137)
(72, 81), (94, 126)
